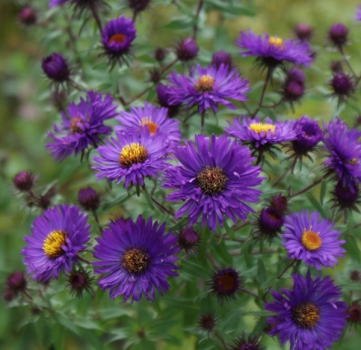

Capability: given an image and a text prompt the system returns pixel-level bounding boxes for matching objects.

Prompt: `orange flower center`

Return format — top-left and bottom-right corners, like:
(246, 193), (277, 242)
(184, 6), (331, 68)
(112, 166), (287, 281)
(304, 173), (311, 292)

(194, 75), (215, 93)
(108, 33), (126, 45)
(301, 229), (322, 251)
(140, 117), (158, 134)
(43, 230), (67, 258)
(70, 117), (83, 133)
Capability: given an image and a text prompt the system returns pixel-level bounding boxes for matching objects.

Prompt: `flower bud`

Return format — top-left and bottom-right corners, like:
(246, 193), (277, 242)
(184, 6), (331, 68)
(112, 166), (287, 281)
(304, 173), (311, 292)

(328, 23), (348, 47)
(350, 270), (361, 282)
(176, 38), (199, 61)
(330, 61), (343, 73)
(269, 195), (288, 214)
(127, 0), (151, 13)
(156, 84), (180, 118)
(42, 53), (70, 83)
(154, 47), (166, 62)
(13, 171), (35, 192)
(293, 23), (313, 41)
(78, 187), (100, 211)
(67, 270), (94, 298)
(197, 313), (216, 333)
(19, 7), (37, 26)
(281, 68), (305, 104)
(7, 271), (27, 293)
(212, 51), (232, 69)
(257, 207), (284, 239)
(347, 302), (361, 324)
(333, 181), (359, 210)
(178, 227), (199, 253)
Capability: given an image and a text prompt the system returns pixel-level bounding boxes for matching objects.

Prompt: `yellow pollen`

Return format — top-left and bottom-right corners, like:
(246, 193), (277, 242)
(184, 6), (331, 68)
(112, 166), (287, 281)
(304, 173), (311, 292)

(194, 75), (215, 93)
(121, 248), (150, 274)
(268, 36), (284, 49)
(140, 117), (158, 134)
(301, 229), (322, 251)
(119, 143), (148, 168)
(70, 117), (83, 133)
(43, 230), (67, 258)
(249, 123), (275, 135)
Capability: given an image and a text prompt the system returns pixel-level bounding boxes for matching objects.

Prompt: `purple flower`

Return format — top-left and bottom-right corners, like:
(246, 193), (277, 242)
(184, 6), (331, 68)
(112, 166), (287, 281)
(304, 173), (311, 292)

(256, 207), (284, 240)
(265, 271), (347, 350)
(235, 30), (313, 69)
(328, 23), (348, 47)
(176, 37), (199, 61)
(323, 118), (361, 189)
(101, 16), (136, 66)
(293, 23), (313, 41)
(13, 171), (36, 192)
(356, 5), (361, 21)
(78, 187), (100, 211)
(92, 128), (169, 188)
(46, 91), (118, 162)
(114, 102), (181, 143)
(282, 210), (345, 269)
(329, 72), (354, 105)
(167, 64), (249, 113)
(41, 53), (70, 84)
(92, 215), (179, 302)
(21, 205), (91, 282)
(162, 134), (263, 230)
(212, 51), (232, 69)
(156, 84), (180, 118)
(225, 116), (298, 149)
(48, 0), (68, 7)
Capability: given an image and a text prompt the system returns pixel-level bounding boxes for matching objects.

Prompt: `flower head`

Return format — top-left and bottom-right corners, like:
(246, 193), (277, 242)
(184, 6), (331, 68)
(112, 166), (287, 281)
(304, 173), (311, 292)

(235, 30), (313, 69)
(114, 102), (181, 144)
(78, 187), (101, 211)
(101, 16), (136, 67)
(92, 215), (179, 302)
(177, 227), (200, 254)
(293, 23), (313, 41)
(330, 180), (360, 213)
(67, 269), (94, 298)
(255, 207), (284, 241)
(46, 92), (118, 162)
(21, 205), (91, 282)
(329, 72), (354, 106)
(323, 118), (361, 190)
(265, 271), (347, 350)
(167, 64), (249, 113)
(212, 51), (232, 69)
(281, 67), (305, 106)
(13, 171), (36, 192)
(269, 194), (288, 214)
(4, 272), (27, 298)
(41, 53), (70, 85)
(328, 23), (348, 47)
(282, 210), (345, 269)
(93, 128), (169, 188)
(19, 7), (37, 25)
(162, 134), (263, 230)
(176, 38), (199, 61)
(346, 302), (361, 326)
(197, 313), (217, 333)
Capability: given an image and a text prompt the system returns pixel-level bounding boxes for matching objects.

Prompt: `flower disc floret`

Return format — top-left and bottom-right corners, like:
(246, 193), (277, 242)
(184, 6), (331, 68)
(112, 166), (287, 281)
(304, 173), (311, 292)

(21, 205), (90, 282)
(167, 64), (249, 113)
(162, 134), (263, 230)
(265, 271), (347, 350)
(92, 215), (179, 303)
(282, 210), (345, 269)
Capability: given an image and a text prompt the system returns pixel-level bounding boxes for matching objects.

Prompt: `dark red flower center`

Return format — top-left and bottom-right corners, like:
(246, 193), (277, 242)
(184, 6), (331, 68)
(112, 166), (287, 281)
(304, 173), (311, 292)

(216, 273), (235, 293)
(196, 166), (227, 195)
(108, 33), (126, 45)
(291, 302), (319, 328)
(121, 248), (150, 274)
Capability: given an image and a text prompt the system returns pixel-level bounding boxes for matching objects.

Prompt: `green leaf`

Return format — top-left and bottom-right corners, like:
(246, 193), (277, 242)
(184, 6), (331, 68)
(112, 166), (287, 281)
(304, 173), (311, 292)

(257, 258), (268, 287)
(344, 235), (361, 262)
(320, 179), (327, 205)
(160, 18), (194, 30)
(142, 186), (155, 210)
(306, 192), (327, 218)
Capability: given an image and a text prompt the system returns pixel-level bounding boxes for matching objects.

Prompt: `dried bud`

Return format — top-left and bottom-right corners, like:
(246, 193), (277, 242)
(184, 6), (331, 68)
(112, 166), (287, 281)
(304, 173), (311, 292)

(176, 38), (199, 61)
(42, 53), (70, 83)
(197, 313), (216, 333)
(154, 47), (166, 62)
(328, 23), (348, 47)
(13, 171), (35, 192)
(67, 270), (94, 298)
(212, 51), (232, 69)
(293, 23), (313, 41)
(78, 187), (100, 211)
(19, 7), (37, 26)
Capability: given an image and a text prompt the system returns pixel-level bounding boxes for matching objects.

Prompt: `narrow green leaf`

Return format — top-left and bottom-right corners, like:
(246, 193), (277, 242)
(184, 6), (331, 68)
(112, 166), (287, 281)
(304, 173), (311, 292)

(320, 179), (327, 205)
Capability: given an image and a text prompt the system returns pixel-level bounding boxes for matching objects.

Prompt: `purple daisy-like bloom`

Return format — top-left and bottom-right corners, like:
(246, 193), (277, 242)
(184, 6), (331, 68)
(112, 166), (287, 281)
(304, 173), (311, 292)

(21, 205), (90, 282)
(48, 0), (68, 7)
(162, 134), (263, 230)
(92, 215), (179, 302)
(92, 128), (169, 188)
(265, 271), (347, 350)
(323, 118), (361, 189)
(101, 16), (136, 66)
(225, 116), (298, 150)
(167, 64), (249, 113)
(356, 5), (361, 21)
(235, 30), (313, 69)
(282, 210), (345, 269)
(46, 91), (118, 162)
(114, 102), (181, 143)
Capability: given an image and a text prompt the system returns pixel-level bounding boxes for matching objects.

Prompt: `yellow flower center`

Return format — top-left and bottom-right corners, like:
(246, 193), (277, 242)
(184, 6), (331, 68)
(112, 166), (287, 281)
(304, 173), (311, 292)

(249, 123), (275, 135)
(121, 248), (150, 274)
(118, 143), (148, 168)
(196, 166), (228, 195)
(108, 33), (126, 45)
(194, 75), (215, 93)
(70, 117), (83, 133)
(292, 302), (320, 329)
(268, 36), (284, 50)
(301, 229), (322, 251)
(140, 117), (158, 134)
(43, 230), (67, 258)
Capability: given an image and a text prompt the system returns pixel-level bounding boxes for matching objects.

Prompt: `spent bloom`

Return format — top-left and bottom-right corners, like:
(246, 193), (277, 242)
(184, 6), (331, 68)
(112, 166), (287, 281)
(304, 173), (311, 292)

(21, 205), (90, 282)
(167, 64), (249, 113)
(265, 271), (347, 350)
(92, 128), (169, 188)
(92, 215), (179, 302)
(101, 16), (136, 66)
(46, 91), (118, 162)
(282, 210), (345, 269)
(323, 118), (361, 190)
(162, 134), (263, 230)
(235, 29), (313, 69)
(114, 102), (181, 143)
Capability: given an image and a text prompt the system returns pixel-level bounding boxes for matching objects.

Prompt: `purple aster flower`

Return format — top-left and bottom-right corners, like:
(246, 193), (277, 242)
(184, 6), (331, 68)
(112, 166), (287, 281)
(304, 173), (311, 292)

(92, 128), (169, 188)
(323, 118), (361, 189)
(176, 37), (199, 61)
(92, 215), (179, 302)
(255, 207), (284, 241)
(356, 5), (361, 21)
(282, 210), (345, 269)
(235, 29), (313, 69)
(41, 53), (70, 85)
(21, 205), (91, 282)
(167, 64), (249, 113)
(162, 134), (263, 230)
(329, 72), (354, 106)
(114, 102), (181, 143)
(101, 16), (136, 67)
(48, 0), (68, 7)
(46, 91), (118, 162)
(265, 271), (347, 350)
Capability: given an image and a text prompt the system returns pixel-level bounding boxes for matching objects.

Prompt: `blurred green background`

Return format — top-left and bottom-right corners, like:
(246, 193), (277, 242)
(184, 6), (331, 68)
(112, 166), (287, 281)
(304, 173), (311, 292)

(2, 0), (361, 349)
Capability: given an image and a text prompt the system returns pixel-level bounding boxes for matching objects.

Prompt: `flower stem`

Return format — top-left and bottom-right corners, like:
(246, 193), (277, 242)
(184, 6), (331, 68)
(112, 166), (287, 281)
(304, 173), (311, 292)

(252, 67), (271, 117)
(289, 171), (332, 198)
(192, 0), (204, 39)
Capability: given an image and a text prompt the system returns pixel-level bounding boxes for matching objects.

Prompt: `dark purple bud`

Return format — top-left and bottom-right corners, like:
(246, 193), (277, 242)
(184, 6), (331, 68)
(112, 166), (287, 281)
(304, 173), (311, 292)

(330, 73), (353, 96)
(334, 181), (359, 208)
(328, 23), (348, 47)
(42, 53), (70, 83)
(350, 270), (361, 282)
(6, 271), (27, 293)
(78, 187), (100, 211)
(212, 51), (232, 69)
(197, 313), (216, 333)
(127, 0), (151, 13)
(13, 171), (35, 192)
(286, 67), (305, 84)
(148, 68), (161, 83)
(19, 7), (37, 26)
(258, 207), (284, 237)
(176, 38), (199, 61)
(293, 23), (313, 41)
(156, 84), (180, 118)
(230, 333), (265, 350)
(330, 60), (343, 73)
(154, 47), (166, 62)
(346, 302), (361, 324)
(178, 227), (199, 253)
(67, 270), (94, 298)
(269, 195), (288, 214)
(283, 81), (304, 102)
